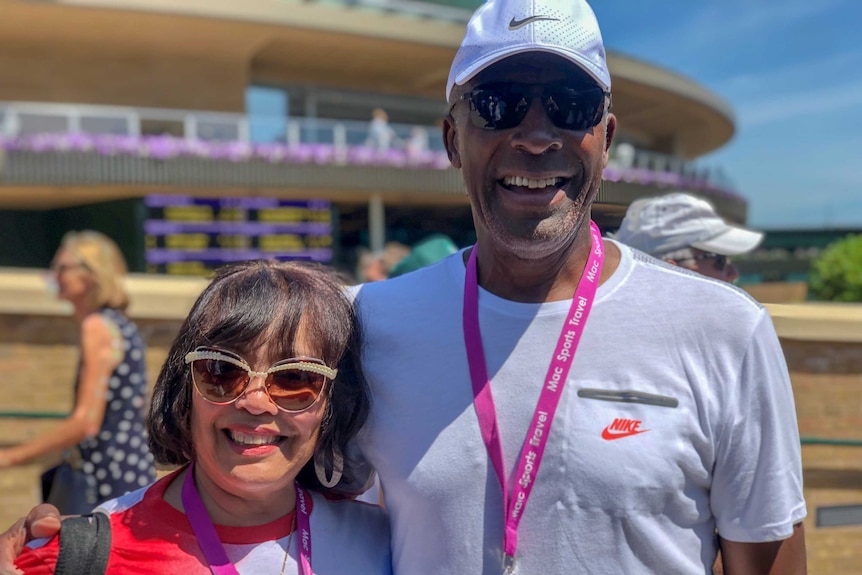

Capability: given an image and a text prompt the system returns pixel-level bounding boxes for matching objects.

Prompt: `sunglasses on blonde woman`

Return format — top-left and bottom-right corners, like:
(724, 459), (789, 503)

(49, 261), (90, 275)
(185, 347), (337, 412)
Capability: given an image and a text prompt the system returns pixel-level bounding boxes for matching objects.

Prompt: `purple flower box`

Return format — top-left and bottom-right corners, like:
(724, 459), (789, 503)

(0, 132), (735, 196)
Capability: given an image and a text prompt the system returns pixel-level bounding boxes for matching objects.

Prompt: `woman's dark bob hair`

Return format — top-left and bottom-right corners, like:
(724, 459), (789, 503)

(147, 259), (370, 493)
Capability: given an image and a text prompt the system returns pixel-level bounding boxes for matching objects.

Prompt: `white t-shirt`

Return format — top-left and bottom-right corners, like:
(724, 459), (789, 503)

(353, 241), (806, 575)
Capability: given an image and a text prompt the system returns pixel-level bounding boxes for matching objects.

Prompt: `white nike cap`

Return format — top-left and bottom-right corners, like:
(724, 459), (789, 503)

(446, 0), (610, 102)
(612, 193), (764, 257)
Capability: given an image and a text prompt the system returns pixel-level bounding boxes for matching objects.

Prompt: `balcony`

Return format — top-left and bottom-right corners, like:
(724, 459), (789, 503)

(0, 101), (742, 218)
(316, 0), (477, 21)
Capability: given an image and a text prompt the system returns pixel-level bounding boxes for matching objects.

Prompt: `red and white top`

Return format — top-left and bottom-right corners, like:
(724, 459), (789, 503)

(17, 469), (391, 575)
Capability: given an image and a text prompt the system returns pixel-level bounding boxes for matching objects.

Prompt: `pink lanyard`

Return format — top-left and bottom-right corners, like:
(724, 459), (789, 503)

(182, 462), (314, 575)
(462, 221), (604, 574)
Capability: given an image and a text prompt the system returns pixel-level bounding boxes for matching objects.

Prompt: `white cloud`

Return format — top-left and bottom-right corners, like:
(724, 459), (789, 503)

(737, 80), (862, 126)
(716, 0), (843, 34)
(720, 51), (862, 95)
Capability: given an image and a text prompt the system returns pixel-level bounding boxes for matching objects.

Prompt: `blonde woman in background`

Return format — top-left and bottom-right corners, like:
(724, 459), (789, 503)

(0, 231), (155, 513)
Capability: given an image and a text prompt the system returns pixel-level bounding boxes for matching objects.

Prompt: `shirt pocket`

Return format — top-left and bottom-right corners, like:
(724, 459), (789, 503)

(557, 382), (709, 517)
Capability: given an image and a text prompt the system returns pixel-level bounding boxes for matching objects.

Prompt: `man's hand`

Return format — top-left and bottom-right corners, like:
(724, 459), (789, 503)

(0, 504), (62, 575)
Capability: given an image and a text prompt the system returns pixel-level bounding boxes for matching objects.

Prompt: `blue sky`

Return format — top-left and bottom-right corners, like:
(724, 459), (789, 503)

(590, 0), (862, 230)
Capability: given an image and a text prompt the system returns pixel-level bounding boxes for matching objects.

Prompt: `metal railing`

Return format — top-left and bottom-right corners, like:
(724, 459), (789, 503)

(0, 100), (734, 191)
(3, 409), (859, 448)
(0, 411), (69, 419)
(0, 101), (445, 151)
(801, 437), (862, 447)
(317, 0), (476, 21)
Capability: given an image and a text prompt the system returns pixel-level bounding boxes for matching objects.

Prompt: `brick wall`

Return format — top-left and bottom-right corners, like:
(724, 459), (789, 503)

(0, 313), (180, 526)
(781, 339), (862, 574)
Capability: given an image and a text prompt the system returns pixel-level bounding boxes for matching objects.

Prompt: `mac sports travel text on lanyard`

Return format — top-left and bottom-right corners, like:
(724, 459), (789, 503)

(462, 221), (604, 575)
(182, 462), (314, 575)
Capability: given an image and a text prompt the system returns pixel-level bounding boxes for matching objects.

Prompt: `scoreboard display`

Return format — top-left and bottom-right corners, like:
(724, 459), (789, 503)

(144, 195), (333, 275)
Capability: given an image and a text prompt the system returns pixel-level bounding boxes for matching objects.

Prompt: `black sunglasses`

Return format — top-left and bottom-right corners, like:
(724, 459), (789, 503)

(450, 82), (609, 132)
(678, 252), (729, 272)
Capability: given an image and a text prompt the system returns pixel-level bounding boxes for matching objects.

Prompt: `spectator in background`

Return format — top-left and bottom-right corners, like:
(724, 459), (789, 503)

(356, 242), (411, 283)
(357, 251), (388, 283)
(609, 141), (635, 169)
(365, 108), (396, 151)
(613, 192), (764, 283)
(387, 234), (458, 279)
(380, 242), (410, 277)
(405, 126), (429, 159)
(0, 231), (155, 513)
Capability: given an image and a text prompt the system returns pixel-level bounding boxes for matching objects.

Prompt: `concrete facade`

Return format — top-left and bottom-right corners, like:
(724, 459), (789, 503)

(0, 0), (734, 157)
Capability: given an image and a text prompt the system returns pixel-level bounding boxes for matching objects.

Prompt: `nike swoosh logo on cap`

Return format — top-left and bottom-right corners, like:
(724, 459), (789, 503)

(508, 15), (560, 30)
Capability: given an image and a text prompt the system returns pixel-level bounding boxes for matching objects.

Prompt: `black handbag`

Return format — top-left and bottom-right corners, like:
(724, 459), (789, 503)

(55, 513), (112, 575)
(44, 450), (98, 515)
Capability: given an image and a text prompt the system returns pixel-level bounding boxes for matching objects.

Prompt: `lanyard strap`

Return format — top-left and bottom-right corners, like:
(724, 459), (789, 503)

(182, 462), (313, 575)
(295, 481), (313, 575)
(462, 221), (604, 569)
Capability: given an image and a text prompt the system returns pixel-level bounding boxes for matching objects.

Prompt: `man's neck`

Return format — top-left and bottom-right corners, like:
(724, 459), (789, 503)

(469, 234), (620, 304)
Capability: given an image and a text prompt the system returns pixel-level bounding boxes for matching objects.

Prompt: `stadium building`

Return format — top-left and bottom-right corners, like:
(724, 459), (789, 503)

(0, 0), (739, 277)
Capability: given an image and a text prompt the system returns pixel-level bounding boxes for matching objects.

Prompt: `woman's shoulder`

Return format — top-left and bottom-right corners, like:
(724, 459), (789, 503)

(93, 308), (139, 333)
(78, 312), (123, 356)
(80, 308), (134, 341)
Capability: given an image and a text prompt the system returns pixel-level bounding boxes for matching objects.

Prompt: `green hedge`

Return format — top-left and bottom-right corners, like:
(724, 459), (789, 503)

(808, 234), (862, 302)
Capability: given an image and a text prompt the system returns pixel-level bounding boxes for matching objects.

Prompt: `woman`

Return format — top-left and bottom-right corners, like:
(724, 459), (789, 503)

(0, 231), (155, 512)
(15, 260), (391, 574)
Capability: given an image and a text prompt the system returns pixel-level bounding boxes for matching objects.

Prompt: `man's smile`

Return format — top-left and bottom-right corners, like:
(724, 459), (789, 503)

(501, 176), (566, 189)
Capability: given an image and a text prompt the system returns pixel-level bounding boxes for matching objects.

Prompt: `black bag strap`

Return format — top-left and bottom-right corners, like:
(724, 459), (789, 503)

(55, 512), (112, 575)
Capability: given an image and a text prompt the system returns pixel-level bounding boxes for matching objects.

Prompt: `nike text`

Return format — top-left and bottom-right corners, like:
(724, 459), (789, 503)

(601, 418), (649, 440)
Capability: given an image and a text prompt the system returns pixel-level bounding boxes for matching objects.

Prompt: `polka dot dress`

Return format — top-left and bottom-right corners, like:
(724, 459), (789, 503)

(77, 308), (156, 503)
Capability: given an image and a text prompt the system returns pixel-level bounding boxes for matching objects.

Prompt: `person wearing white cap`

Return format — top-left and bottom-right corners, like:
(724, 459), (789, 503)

(357, 1), (805, 572)
(0, 0), (807, 574)
(614, 192), (765, 283)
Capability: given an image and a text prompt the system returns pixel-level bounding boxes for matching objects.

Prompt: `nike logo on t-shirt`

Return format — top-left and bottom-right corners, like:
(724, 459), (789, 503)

(601, 418), (649, 440)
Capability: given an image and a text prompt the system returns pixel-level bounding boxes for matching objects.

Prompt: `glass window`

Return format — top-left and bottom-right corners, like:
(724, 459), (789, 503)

(81, 116), (132, 135)
(197, 120), (240, 141)
(246, 85), (289, 143)
(18, 113), (68, 135)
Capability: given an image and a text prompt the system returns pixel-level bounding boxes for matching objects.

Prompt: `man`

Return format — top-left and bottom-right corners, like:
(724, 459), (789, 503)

(613, 192), (765, 282)
(1, 0), (807, 573)
(351, 1), (805, 573)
